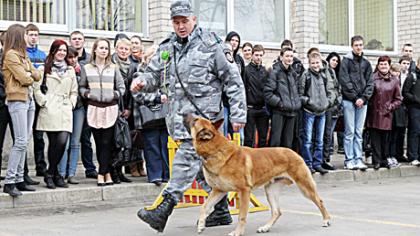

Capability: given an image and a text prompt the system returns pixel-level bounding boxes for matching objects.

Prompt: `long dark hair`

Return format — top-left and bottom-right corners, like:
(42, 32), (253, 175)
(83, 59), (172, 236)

(326, 52), (341, 78)
(1, 24), (27, 67)
(44, 39), (69, 75)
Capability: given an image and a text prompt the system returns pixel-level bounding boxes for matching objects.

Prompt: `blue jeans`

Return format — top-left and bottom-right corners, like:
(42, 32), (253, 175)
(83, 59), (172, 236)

(58, 106), (85, 177)
(143, 128), (170, 183)
(342, 100), (367, 164)
(5, 99), (35, 184)
(80, 106), (96, 175)
(300, 111), (326, 168)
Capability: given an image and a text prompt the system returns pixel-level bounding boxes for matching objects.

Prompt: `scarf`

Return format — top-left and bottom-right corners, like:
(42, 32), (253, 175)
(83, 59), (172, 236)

(52, 60), (68, 77)
(115, 56), (131, 78)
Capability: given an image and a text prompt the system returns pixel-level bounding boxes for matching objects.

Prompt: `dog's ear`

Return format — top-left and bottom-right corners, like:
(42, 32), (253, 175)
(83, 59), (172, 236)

(198, 129), (214, 140)
(212, 119), (224, 130)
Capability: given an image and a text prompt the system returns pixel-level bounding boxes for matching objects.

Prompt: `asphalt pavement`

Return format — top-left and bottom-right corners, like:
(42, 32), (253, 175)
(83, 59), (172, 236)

(0, 176), (419, 236)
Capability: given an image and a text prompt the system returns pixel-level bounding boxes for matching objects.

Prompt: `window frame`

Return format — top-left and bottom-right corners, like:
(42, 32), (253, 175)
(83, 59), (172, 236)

(318, 0), (398, 56)
(0, 0), (149, 38)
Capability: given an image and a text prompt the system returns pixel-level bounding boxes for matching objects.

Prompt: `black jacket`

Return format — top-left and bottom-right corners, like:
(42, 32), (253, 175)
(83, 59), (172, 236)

(264, 62), (301, 116)
(339, 52), (374, 104)
(244, 62), (268, 108)
(0, 71), (5, 108)
(402, 69), (420, 109)
(273, 57), (304, 78)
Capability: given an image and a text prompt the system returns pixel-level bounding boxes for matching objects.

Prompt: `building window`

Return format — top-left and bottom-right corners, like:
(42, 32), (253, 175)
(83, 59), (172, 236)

(193, 0), (227, 37)
(319, 0), (395, 51)
(76, 0), (143, 32)
(193, 0), (286, 44)
(0, 0), (66, 25)
(0, 0), (146, 35)
(234, 0), (285, 42)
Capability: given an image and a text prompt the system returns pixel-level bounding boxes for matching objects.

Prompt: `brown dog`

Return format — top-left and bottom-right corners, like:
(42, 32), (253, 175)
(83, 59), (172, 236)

(185, 116), (331, 236)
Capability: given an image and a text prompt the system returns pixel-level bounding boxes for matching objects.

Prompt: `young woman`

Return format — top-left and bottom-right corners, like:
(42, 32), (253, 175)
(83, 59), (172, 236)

(367, 56), (402, 169)
(2, 24), (41, 196)
(242, 42), (253, 66)
(79, 38), (125, 186)
(34, 39), (78, 189)
(57, 46), (84, 184)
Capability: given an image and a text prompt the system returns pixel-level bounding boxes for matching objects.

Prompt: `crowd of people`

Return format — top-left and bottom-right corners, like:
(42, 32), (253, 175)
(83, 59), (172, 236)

(0, 23), (169, 197)
(0, 18), (419, 199)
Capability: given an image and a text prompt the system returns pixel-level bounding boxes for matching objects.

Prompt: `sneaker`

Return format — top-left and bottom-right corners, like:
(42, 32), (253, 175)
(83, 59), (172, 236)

(410, 160), (420, 166)
(355, 159), (368, 171)
(322, 162), (336, 171)
(344, 161), (358, 170)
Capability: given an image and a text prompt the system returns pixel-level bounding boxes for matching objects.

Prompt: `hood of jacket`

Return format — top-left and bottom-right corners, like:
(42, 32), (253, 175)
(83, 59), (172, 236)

(225, 31), (241, 57)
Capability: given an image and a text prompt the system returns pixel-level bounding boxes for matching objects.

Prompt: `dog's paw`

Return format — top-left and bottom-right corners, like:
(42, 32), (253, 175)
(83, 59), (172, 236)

(257, 225), (271, 233)
(322, 219), (331, 227)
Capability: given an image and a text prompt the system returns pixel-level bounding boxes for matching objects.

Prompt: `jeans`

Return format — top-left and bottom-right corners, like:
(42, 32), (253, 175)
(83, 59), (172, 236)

(323, 110), (338, 162)
(223, 106), (244, 145)
(33, 104), (47, 173)
(342, 100), (367, 165)
(5, 99), (35, 184)
(80, 107), (96, 175)
(143, 128), (169, 183)
(244, 108), (269, 148)
(301, 111), (326, 168)
(0, 105), (13, 176)
(269, 112), (296, 148)
(407, 107), (420, 161)
(58, 106), (85, 177)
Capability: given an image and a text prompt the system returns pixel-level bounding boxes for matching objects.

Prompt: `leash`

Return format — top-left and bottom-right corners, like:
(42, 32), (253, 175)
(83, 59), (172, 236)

(173, 45), (210, 120)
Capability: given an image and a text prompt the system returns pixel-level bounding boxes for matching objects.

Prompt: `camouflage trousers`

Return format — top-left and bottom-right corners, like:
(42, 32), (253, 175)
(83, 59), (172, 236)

(163, 139), (211, 202)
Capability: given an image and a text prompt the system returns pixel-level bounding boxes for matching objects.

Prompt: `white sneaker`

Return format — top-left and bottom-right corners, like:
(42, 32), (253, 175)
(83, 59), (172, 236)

(410, 160), (420, 166)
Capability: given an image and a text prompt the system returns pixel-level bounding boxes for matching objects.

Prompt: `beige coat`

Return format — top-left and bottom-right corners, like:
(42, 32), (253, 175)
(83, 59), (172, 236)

(34, 67), (78, 132)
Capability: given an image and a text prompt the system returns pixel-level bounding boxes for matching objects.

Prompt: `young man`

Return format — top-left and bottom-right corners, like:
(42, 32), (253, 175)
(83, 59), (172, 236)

(339, 35), (374, 170)
(25, 23), (46, 184)
(299, 52), (335, 174)
(402, 57), (420, 166)
(243, 45), (269, 148)
(265, 47), (301, 148)
(402, 43), (416, 73)
(132, 0), (246, 233)
(69, 31), (97, 179)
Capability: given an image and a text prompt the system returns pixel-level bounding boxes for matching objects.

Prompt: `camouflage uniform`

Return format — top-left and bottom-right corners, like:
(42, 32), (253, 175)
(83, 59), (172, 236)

(132, 26), (247, 201)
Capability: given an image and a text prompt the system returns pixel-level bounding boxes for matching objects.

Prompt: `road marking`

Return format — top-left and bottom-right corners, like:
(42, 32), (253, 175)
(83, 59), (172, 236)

(284, 209), (420, 229)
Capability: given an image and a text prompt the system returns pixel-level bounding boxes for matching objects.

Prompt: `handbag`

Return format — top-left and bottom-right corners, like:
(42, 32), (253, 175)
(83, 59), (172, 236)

(139, 102), (169, 128)
(112, 98), (134, 167)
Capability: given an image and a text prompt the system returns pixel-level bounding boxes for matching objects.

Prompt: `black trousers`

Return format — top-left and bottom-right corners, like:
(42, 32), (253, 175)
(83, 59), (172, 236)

(370, 128), (390, 165)
(244, 108), (269, 148)
(0, 105), (13, 176)
(407, 107), (420, 161)
(92, 126), (114, 175)
(46, 131), (69, 176)
(33, 105), (47, 173)
(269, 112), (296, 148)
(389, 126), (406, 159)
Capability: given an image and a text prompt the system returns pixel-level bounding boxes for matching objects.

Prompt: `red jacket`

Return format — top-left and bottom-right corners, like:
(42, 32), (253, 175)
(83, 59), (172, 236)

(366, 72), (402, 130)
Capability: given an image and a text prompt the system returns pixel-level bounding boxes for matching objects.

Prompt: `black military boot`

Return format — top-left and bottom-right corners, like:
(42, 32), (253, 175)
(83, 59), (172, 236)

(3, 184), (23, 197)
(205, 195), (233, 227)
(137, 193), (177, 232)
(16, 182), (36, 191)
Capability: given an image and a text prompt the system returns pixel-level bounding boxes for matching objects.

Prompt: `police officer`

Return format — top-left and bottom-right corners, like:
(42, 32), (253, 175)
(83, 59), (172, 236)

(131, 0), (247, 233)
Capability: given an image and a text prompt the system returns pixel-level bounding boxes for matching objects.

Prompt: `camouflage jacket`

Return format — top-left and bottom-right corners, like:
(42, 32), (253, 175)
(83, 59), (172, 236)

(132, 27), (247, 140)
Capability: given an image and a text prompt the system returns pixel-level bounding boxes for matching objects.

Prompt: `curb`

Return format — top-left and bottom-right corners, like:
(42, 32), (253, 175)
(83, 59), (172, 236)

(1, 165), (419, 209)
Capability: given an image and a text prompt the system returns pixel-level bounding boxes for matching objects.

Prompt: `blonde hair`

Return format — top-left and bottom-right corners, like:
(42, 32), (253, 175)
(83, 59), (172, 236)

(115, 38), (132, 49)
(390, 63), (401, 72)
(89, 38), (112, 64)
